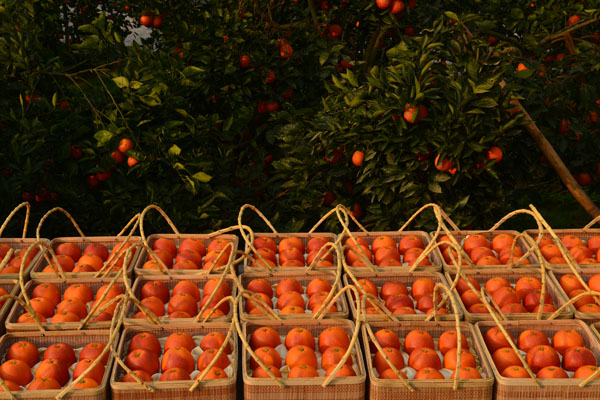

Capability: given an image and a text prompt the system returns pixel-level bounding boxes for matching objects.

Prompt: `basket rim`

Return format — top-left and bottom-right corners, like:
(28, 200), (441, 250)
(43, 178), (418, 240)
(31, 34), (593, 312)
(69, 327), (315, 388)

(474, 319), (600, 388)
(241, 318), (367, 386)
(0, 329), (114, 398)
(238, 270), (349, 321)
(363, 320), (495, 389)
(123, 273), (237, 325)
(445, 267), (575, 322)
(342, 270), (463, 321)
(5, 277), (126, 332)
(110, 323), (238, 390)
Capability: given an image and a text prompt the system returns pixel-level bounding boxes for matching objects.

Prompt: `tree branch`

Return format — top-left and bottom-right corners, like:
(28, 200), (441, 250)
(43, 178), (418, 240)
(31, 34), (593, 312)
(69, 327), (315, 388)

(539, 17), (599, 45)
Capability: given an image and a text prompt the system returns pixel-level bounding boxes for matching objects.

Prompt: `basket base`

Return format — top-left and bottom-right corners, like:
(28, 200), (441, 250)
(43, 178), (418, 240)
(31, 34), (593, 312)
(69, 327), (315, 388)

(244, 383), (365, 400)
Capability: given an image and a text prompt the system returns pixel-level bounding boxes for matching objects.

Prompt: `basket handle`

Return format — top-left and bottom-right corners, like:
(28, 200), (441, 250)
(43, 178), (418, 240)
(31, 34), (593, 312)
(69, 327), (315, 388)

(189, 318), (236, 391)
(479, 287), (508, 321)
(36, 207), (86, 241)
(203, 241), (235, 274)
(361, 292), (415, 392)
(0, 248), (14, 273)
(546, 290), (600, 321)
(308, 204), (349, 234)
(430, 283), (464, 390)
(199, 296), (234, 323)
(237, 207), (279, 272)
(95, 214), (141, 277)
(335, 206), (375, 270)
(193, 265), (231, 321)
(398, 203), (460, 232)
(232, 293), (285, 388)
(582, 214), (600, 230)
(56, 294), (128, 399)
(505, 232), (538, 269)
(240, 290), (281, 320)
(306, 241), (338, 272)
(483, 297), (541, 388)
(528, 204), (587, 273)
(487, 208), (544, 233)
(118, 254), (162, 324)
(311, 245), (343, 319)
(322, 285), (363, 387)
(0, 293), (45, 332)
(0, 202), (30, 239)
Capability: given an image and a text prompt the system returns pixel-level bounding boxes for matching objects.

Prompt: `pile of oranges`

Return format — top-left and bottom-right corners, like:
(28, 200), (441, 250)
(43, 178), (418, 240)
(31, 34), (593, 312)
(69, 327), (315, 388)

(16, 282), (123, 324)
(122, 331), (233, 382)
(135, 278), (232, 319)
(251, 236), (333, 268)
(143, 237), (233, 271)
(247, 325), (356, 378)
(243, 277), (339, 316)
(0, 340), (109, 390)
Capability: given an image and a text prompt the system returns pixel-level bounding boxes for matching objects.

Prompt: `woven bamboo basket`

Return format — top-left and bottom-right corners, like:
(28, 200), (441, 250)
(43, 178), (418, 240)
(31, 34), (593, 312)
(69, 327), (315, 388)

(445, 268), (573, 323)
(238, 271), (349, 321)
(29, 236), (143, 280)
(433, 230), (539, 272)
(110, 323), (237, 400)
(0, 329), (115, 400)
(0, 280), (19, 335)
(475, 319), (600, 400)
(525, 228), (600, 269)
(0, 239), (48, 282)
(123, 274), (238, 326)
(5, 277), (126, 332)
(363, 320), (494, 400)
(240, 232), (339, 273)
(0, 202), (49, 281)
(339, 231), (444, 273)
(342, 271), (461, 321)
(136, 233), (239, 276)
(549, 268), (600, 324)
(242, 319), (366, 400)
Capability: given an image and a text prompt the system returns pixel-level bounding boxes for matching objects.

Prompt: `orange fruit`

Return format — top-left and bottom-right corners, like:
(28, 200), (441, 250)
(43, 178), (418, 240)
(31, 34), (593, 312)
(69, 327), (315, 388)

(414, 368), (444, 380)
(128, 332), (161, 356)
(167, 293), (197, 316)
(501, 365), (530, 378)
(403, 330), (434, 354)
(438, 330), (469, 355)
(443, 348), (476, 370)
(411, 278), (436, 300)
(321, 346), (352, 370)
(276, 278), (303, 297)
(288, 364), (318, 378)
(27, 377), (61, 390)
(79, 342), (108, 365)
(172, 280), (200, 301)
(252, 365), (282, 378)
(463, 235), (491, 255)
(492, 347), (523, 373)
(318, 327), (350, 353)
(250, 326), (281, 350)
(200, 332), (232, 354)
(36, 359), (70, 386)
(286, 345), (318, 369)
(526, 345), (560, 373)
(73, 358), (105, 384)
(0, 359), (32, 387)
(374, 347), (404, 374)
(125, 349), (160, 375)
(7, 340), (39, 367)
(408, 347), (441, 370)
(249, 346), (281, 370)
(450, 367), (482, 379)
(285, 328), (315, 350)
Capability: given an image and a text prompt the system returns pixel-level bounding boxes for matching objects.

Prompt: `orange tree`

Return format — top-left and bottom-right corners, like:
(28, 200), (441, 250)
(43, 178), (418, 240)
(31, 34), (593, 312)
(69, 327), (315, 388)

(0, 0), (598, 236)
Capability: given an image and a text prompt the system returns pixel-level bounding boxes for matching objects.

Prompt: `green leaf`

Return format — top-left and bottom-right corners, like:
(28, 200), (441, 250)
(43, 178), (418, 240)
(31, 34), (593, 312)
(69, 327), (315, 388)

(514, 69), (535, 79)
(94, 130), (114, 146)
(428, 182), (442, 194)
(112, 76), (129, 89)
(471, 97), (498, 108)
(137, 120), (152, 127)
(129, 81), (143, 89)
(51, 92), (57, 107)
(168, 145), (181, 156)
(183, 66), (205, 78)
(444, 11), (459, 21)
(193, 171), (213, 183)
(433, 173), (452, 182)
(173, 163), (186, 170)
(319, 52), (329, 66)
